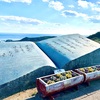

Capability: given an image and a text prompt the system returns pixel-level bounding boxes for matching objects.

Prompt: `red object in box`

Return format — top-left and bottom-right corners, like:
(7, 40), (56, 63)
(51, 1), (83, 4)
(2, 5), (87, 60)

(36, 70), (84, 97)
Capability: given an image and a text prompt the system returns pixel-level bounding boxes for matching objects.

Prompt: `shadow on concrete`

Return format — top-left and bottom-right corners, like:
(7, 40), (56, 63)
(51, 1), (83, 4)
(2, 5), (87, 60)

(27, 79), (100, 100)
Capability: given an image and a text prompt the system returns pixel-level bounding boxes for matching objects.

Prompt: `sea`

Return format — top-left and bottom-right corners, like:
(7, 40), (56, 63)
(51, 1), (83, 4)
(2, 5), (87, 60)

(0, 33), (58, 40)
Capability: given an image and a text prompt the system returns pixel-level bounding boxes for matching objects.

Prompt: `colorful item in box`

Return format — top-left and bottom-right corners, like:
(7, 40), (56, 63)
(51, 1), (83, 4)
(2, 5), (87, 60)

(79, 67), (97, 73)
(43, 71), (79, 85)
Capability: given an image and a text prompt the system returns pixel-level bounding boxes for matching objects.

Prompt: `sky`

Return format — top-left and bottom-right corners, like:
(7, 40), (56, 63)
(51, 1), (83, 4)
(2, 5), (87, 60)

(0, 0), (100, 35)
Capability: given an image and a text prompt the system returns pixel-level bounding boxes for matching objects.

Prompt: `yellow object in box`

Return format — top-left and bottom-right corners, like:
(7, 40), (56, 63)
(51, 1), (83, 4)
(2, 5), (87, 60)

(56, 73), (62, 78)
(47, 80), (55, 85)
(88, 67), (94, 72)
(66, 74), (72, 78)
(67, 71), (72, 75)
(79, 68), (85, 72)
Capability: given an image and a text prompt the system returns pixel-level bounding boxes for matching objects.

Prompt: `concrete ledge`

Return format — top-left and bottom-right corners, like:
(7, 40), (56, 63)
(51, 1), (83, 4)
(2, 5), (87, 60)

(0, 66), (55, 99)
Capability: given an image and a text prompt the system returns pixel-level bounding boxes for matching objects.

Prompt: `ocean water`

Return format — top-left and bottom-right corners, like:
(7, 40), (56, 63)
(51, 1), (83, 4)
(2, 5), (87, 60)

(0, 33), (58, 40)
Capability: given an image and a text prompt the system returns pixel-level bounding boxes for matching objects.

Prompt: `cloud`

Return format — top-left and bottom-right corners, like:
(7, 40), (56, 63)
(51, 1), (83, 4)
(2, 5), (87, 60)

(0, 20), (99, 36)
(0, 16), (99, 35)
(78, 0), (89, 8)
(92, 7), (100, 12)
(42, 0), (64, 11)
(42, 0), (49, 2)
(76, 0), (100, 14)
(62, 10), (100, 23)
(89, 15), (100, 23)
(62, 10), (76, 17)
(84, 0), (100, 4)
(78, 0), (94, 8)
(0, 16), (44, 25)
(68, 5), (74, 8)
(49, 1), (64, 11)
(97, 1), (100, 4)
(62, 10), (89, 20)
(90, 19), (100, 23)
(61, 0), (100, 23)
(0, 0), (32, 4)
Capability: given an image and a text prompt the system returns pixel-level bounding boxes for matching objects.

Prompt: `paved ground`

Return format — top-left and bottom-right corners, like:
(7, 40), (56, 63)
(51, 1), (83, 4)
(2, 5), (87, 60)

(75, 90), (100, 100)
(28, 79), (100, 100)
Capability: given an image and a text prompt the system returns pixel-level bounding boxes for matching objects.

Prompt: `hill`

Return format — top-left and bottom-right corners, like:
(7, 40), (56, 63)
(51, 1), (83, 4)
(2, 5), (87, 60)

(5, 36), (56, 42)
(88, 32), (100, 43)
(5, 32), (100, 43)
(19, 36), (56, 42)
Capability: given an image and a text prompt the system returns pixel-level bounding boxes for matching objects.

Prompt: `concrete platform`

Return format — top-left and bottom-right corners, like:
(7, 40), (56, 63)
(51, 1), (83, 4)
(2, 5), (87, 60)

(28, 79), (100, 100)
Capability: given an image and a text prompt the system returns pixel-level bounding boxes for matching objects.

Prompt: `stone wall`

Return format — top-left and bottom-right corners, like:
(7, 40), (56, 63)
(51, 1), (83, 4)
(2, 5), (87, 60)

(0, 66), (55, 99)
(64, 48), (100, 70)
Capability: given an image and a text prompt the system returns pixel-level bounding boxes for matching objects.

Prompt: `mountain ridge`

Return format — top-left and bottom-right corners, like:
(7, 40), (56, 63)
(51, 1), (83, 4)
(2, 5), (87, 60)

(5, 32), (100, 43)
(88, 32), (100, 43)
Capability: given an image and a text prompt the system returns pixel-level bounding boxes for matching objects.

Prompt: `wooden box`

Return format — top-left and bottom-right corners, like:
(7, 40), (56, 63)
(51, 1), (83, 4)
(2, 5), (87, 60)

(36, 70), (84, 97)
(75, 65), (100, 82)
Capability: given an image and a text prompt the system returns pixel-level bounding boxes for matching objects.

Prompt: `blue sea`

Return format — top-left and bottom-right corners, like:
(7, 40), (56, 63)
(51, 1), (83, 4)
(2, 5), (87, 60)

(0, 33), (58, 40)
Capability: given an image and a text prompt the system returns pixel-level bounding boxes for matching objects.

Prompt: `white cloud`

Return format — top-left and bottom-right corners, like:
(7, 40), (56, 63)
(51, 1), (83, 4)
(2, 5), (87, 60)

(68, 5), (74, 8)
(0, 17), (99, 35)
(62, 10), (76, 17)
(97, 1), (100, 4)
(90, 15), (100, 23)
(62, 8), (100, 23)
(0, 0), (32, 4)
(78, 0), (94, 8)
(0, 16), (44, 25)
(49, 1), (64, 11)
(61, 0), (100, 23)
(0, 20), (99, 36)
(76, 12), (90, 20)
(95, 15), (100, 20)
(42, 0), (49, 2)
(42, 0), (64, 11)
(92, 7), (100, 12)
(78, 0), (89, 8)
(62, 10), (90, 20)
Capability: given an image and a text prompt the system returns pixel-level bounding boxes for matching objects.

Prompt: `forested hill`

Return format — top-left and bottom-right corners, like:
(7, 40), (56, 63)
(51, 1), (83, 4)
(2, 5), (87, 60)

(88, 32), (100, 43)
(5, 36), (56, 42)
(5, 32), (100, 43)
(19, 36), (56, 42)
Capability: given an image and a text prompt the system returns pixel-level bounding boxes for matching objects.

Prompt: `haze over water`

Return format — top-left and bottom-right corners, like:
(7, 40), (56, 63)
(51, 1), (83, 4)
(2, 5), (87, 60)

(0, 33), (57, 40)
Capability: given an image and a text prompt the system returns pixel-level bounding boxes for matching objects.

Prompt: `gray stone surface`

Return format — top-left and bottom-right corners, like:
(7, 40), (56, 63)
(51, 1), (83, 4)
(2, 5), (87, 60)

(0, 42), (56, 86)
(64, 48), (100, 70)
(37, 34), (100, 69)
(0, 42), (56, 99)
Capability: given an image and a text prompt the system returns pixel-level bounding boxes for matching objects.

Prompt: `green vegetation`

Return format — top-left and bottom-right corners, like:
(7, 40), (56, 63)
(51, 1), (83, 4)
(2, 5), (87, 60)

(5, 36), (56, 42)
(6, 32), (100, 43)
(88, 32), (100, 43)
(19, 36), (56, 42)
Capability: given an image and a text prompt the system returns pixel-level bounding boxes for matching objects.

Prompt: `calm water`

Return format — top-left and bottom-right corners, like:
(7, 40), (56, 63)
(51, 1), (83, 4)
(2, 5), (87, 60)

(0, 33), (58, 40)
